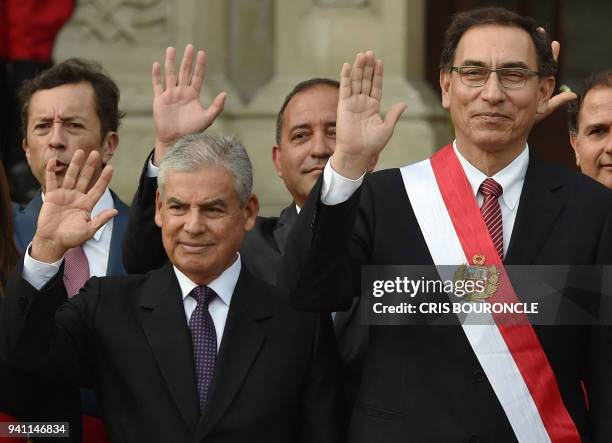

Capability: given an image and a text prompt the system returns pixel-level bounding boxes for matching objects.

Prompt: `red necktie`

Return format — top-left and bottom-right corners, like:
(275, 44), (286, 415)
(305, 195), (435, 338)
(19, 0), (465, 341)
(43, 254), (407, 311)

(63, 245), (90, 297)
(479, 178), (504, 259)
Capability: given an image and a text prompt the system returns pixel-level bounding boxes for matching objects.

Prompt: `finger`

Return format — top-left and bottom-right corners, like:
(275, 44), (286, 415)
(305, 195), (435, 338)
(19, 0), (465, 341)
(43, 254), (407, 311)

(205, 92), (227, 124)
(191, 50), (206, 92)
(75, 151), (101, 193)
(86, 165), (113, 205)
(45, 158), (58, 192)
(152, 61), (163, 97)
(90, 208), (118, 234)
(164, 46), (177, 89)
(547, 91), (577, 112)
(62, 150), (86, 189)
(339, 62), (352, 100)
(351, 53), (365, 95)
(536, 26), (546, 35)
(551, 40), (560, 62)
(178, 44), (194, 86)
(383, 102), (407, 134)
(362, 50), (375, 96)
(370, 59), (384, 101)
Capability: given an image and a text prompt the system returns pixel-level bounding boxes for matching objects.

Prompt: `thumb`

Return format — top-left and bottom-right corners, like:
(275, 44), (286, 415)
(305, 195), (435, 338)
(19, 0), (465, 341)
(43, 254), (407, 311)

(90, 209), (118, 234)
(383, 102), (407, 133)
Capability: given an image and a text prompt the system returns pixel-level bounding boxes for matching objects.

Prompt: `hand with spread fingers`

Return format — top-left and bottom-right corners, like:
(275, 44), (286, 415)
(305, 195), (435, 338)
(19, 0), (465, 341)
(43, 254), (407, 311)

(152, 44), (227, 165)
(332, 50), (407, 179)
(534, 27), (577, 123)
(31, 150), (117, 264)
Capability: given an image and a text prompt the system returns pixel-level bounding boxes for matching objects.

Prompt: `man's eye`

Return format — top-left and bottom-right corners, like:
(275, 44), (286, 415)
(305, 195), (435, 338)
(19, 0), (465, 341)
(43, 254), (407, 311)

(34, 123), (51, 130)
(328, 127), (336, 137)
(68, 122), (84, 129)
(462, 68), (487, 79)
(292, 132), (307, 141)
(588, 128), (605, 136)
(502, 70), (526, 83)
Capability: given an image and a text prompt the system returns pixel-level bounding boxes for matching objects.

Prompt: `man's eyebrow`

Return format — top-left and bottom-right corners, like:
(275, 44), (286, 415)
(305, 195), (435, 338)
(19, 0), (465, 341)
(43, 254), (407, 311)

(199, 198), (227, 209)
(459, 60), (532, 70)
(166, 196), (186, 205)
(583, 123), (608, 132)
(289, 123), (312, 133)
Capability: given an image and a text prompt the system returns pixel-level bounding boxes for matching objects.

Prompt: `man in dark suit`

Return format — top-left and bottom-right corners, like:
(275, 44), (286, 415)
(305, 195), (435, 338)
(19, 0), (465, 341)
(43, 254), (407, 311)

(1, 58), (128, 442)
(121, 45), (368, 415)
(568, 69), (612, 188)
(0, 132), (343, 442)
(280, 7), (612, 442)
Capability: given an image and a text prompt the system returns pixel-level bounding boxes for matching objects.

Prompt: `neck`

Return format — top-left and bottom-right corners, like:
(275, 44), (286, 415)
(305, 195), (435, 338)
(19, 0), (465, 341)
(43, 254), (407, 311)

(455, 137), (526, 176)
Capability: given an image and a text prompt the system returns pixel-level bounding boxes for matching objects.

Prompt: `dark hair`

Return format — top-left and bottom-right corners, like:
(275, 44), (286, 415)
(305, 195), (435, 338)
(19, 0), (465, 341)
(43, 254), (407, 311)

(18, 58), (125, 139)
(439, 7), (556, 77)
(275, 78), (340, 144)
(567, 69), (612, 133)
(0, 162), (18, 295)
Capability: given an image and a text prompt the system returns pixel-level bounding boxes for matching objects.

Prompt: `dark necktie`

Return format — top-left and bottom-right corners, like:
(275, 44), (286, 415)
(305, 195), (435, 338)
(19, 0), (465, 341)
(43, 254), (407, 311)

(63, 245), (90, 298)
(479, 178), (504, 259)
(189, 286), (217, 411)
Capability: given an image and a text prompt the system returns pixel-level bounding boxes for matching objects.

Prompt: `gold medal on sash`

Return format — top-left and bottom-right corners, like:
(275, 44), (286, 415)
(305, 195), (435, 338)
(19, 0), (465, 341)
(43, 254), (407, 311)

(454, 254), (500, 301)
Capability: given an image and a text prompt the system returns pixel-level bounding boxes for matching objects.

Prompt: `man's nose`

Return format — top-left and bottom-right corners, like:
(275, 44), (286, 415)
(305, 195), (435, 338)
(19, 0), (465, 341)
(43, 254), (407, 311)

(184, 208), (205, 234)
(603, 130), (612, 154)
(311, 131), (334, 158)
(480, 72), (506, 104)
(48, 123), (67, 149)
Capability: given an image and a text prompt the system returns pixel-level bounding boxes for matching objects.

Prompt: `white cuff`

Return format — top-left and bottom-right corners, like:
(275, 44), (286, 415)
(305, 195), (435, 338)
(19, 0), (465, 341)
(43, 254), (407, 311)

(321, 161), (365, 205)
(23, 244), (64, 290)
(146, 152), (160, 178)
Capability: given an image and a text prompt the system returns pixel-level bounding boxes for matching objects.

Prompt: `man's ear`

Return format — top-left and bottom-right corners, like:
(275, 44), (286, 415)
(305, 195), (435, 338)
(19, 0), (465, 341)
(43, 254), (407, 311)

(440, 68), (452, 110)
(101, 132), (119, 164)
(536, 76), (556, 115)
(272, 145), (283, 178)
(569, 132), (581, 168)
(22, 138), (32, 166)
(154, 189), (163, 228)
(243, 194), (260, 232)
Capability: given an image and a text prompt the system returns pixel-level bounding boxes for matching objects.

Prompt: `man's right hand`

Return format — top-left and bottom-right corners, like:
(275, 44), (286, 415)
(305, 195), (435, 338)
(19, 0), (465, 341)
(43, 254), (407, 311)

(31, 150), (117, 264)
(332, 51), (406, 179)
(152, 44), (227, 165)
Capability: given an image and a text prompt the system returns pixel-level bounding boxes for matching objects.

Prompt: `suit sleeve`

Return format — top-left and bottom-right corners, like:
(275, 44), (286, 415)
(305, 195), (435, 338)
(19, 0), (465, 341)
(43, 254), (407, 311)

(588, 206), (612, 441)
(300, 314), (345, 443)
(279, 175), (375, 312)
(122, 154), (169, 274)
(0, 260), (98, 387)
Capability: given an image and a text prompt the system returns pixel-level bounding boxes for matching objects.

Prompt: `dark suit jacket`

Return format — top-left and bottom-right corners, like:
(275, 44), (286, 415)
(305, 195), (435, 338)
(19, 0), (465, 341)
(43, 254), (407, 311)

(279, 154), (612, 442)
(122, 159), (368, 414)
(1, 188), (129, 441)
(0, 260), (343, 443)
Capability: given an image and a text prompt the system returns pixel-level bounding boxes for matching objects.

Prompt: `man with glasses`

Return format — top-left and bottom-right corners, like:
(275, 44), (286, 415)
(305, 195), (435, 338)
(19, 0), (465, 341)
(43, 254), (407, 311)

(281, 6), (612, 442)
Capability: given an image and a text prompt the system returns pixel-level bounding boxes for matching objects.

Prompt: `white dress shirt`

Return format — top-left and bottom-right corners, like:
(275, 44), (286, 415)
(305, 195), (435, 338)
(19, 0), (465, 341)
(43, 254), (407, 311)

(321, 141), (529, 255)
(23, 188), (115, 284)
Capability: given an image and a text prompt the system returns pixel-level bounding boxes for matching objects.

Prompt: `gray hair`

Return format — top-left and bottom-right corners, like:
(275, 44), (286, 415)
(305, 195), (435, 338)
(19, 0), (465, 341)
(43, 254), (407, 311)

(157, 132), (253, 207)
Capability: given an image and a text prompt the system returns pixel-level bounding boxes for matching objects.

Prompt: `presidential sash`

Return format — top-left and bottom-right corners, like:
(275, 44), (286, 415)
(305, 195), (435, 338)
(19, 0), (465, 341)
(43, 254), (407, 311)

(400, 144), (580, 442)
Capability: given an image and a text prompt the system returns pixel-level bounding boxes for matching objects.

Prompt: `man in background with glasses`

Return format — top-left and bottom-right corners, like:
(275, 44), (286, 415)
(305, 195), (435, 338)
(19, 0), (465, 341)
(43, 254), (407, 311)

(280, 6), (612, 442)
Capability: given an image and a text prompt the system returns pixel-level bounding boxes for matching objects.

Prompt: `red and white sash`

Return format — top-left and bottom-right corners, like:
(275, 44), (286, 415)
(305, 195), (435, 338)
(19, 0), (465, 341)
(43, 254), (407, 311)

(400, 144), (580, 442)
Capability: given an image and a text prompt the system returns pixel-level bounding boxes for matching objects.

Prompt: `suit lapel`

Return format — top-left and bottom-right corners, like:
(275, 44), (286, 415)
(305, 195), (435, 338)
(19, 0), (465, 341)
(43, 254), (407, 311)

(195, 267), (272, 440)
(505, 156), (565, 265)
(272, 204), (298, 255)
(13, 191), (43, 252)
(106, 190), (129, 276)
(139, 263), (200, 431)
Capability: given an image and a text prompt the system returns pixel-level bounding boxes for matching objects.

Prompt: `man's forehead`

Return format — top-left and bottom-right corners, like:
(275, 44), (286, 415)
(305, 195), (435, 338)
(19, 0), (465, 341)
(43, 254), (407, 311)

(580, 87), (612, 126)
(163, 167), (237, 201)
(454, 24), (536, 66)
(29, 83), (97, 118)
(284, 86), (339, 122)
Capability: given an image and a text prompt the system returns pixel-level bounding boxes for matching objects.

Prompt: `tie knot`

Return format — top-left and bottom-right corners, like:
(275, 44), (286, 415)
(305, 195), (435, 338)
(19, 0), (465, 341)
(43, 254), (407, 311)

(479, 178), (503, 198)
(191, 286), (216, 308)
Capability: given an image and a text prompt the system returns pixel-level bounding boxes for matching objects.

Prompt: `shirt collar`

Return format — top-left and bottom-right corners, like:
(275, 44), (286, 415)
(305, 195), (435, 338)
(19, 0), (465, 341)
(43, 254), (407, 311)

(174, 253), (241, 308)
(42, 187), (114, 241)
(452, 140), (529, 211)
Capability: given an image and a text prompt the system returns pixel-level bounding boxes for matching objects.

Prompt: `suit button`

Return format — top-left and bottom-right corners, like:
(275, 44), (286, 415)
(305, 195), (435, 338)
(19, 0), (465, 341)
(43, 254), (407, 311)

(473, 369), (486, 383)
(468, 435), (480, 443)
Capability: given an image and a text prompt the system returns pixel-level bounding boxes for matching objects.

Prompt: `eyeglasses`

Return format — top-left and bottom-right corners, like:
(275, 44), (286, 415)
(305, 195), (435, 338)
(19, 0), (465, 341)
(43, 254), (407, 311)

(450, 66), (540, 88)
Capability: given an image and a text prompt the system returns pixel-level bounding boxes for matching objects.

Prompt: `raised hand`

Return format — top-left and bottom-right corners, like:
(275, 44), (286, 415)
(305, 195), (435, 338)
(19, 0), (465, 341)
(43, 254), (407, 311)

(535, 28), (577, 123)
(332, 51), (406, 179)
(31, 150), (117, 264)
(152, 44), (227, 165)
